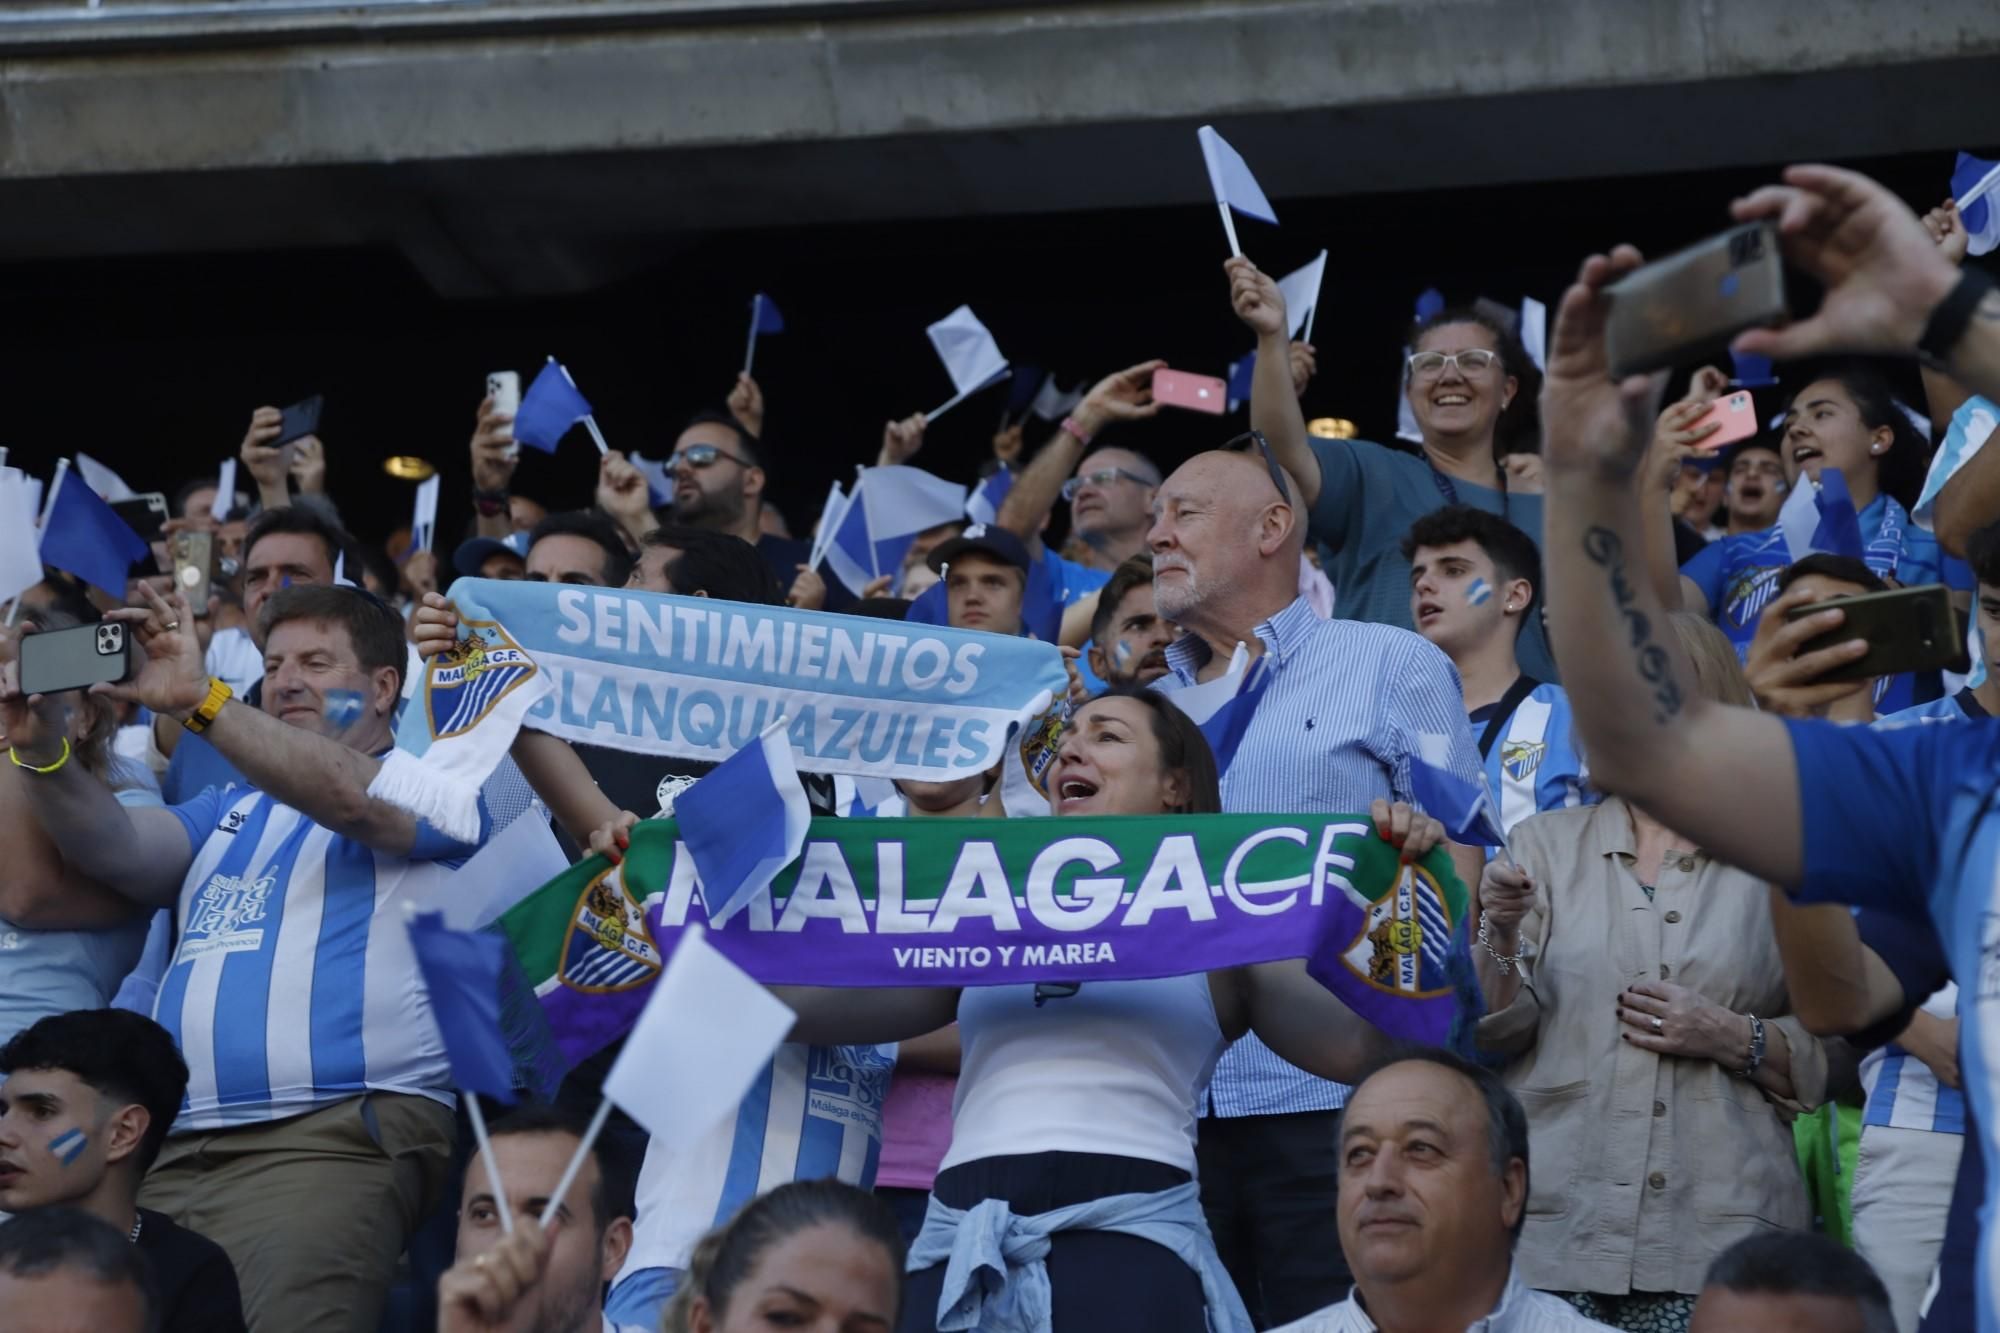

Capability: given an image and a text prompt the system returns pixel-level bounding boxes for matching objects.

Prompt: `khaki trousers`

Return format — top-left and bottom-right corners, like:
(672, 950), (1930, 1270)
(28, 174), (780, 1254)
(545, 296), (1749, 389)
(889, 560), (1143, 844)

(141, 1093), (454, 1333)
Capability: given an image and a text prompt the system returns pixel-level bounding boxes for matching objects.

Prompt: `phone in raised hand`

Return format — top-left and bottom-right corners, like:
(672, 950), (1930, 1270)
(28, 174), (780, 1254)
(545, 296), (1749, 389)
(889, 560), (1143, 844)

(18, 621), (133, 697)
(1605, 224), (1787, 378)
(1151, 369), (1229, 415)
(1685, 391), (1761, 451)
(487, 371), (521, 460)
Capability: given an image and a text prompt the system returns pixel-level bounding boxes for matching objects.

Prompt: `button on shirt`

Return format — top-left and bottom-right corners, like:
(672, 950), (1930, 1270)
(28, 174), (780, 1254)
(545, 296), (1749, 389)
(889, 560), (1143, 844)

(1157, 596), (1484, 1116)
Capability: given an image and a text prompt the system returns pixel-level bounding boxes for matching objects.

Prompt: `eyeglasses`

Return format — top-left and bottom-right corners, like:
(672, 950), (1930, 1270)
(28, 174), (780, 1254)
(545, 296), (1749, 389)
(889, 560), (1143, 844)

(1061, 468), (1154, 502)
(1406, 349), (1501, 380)
(669, 443), (756, 471)
(1223, 430), (1290, 506)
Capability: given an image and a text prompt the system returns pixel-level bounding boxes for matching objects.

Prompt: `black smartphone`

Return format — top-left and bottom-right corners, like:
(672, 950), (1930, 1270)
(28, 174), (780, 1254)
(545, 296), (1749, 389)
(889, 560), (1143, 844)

(1786, 583), (1968, 684)
(1605, 224), (1787, 378)
(275, 395), (324, 447)
(18, 621), (133, 697)
(110, 492), (170, 546)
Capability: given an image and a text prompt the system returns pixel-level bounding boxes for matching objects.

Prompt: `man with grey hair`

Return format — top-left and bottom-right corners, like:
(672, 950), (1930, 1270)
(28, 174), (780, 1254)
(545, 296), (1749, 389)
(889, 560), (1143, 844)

(1149, 438), (1488, 1325)
(0, 1207), (158, 1333)
(1273, 1050), (1613, 1333)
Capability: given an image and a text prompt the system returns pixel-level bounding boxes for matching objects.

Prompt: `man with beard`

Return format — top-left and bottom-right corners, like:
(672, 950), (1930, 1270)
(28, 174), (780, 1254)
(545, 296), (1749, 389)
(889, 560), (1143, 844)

(1087, 554), (1175, 688)
(666, 411), (851, 611)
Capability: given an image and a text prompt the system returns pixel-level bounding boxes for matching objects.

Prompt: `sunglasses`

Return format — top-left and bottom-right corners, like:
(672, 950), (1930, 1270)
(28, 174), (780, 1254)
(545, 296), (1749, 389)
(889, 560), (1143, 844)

(1222, 430), (1290, 506)
(1061, 468), (1154, 502)
(669, 443), (756, 471)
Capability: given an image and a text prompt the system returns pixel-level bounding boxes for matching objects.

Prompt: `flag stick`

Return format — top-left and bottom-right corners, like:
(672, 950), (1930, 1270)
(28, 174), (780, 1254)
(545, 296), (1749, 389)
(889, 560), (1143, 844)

(464, 1092), (514, 1236)
(7, 461), (66, 627)
(1217, 201), (1243, 259)
(743, 297), (761, 378)
(581, 416), (611, 458)
(539, 1098), (613, 1229)
(1957, 162), (2000, 212)
(927, 364), (1010, 423)
(1304, 302), (1317, 347)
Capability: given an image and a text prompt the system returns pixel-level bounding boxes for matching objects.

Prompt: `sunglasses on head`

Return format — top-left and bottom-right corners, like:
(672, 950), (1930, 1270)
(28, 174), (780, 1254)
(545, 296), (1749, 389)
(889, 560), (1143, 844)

(1222, 431), (1290, 506)
(669, 443), (756, 470)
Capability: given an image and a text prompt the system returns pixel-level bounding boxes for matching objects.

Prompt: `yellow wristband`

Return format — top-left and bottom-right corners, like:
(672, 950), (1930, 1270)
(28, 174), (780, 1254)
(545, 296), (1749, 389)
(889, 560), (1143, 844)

(8, 737), (72, 775)
(183, 678), (234, 735)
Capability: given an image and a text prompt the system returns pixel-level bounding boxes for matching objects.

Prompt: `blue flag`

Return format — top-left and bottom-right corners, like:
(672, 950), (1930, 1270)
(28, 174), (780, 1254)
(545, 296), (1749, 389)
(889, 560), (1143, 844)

(1810, 467), (1865, 560)
(1729, 349), (1779, 389)
(513, 359), (593, 454)
(965, 467), (1014, 527)
(1415, 287), (1446, 323)
(1196, 658), (1274, 776)
(39, 468), (149, 598)
(752, 292), (786, 335)
(1410, 737), (1507, 848)
(674, 726), (813, 926)
(1226, 353), (1257, 412)
(406, 911), (518, 1102)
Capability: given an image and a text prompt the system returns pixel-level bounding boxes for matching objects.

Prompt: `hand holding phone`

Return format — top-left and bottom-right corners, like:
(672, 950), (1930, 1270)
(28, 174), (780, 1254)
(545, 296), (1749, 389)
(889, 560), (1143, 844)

(275, 395), (325, 448)
(1784, 583), (1966, 684)
(18, 621), (133, 698)
(1151, 369), (1229, 415)
(1684, 391), (1760, 451)
(171, 531), (215, 615)
(1606, 224), (1787, 377)
(486, 372), (521, 460)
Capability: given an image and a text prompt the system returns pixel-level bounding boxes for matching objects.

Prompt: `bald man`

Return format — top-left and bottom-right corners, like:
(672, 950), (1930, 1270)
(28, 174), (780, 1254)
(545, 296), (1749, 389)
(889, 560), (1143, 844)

(1149, 443), (1488, 1326)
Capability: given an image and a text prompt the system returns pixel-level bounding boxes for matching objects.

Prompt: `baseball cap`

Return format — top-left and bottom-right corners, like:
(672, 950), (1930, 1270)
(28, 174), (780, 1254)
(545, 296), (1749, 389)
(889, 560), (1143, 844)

(451, 530), (530, 580)
(925, 523), (1031, 575)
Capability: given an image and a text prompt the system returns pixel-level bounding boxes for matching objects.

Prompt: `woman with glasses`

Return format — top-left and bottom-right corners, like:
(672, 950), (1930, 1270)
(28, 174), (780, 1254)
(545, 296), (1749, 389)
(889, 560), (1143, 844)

(1226, 258), (1557, 680)
(615, 689), (1439, 1333)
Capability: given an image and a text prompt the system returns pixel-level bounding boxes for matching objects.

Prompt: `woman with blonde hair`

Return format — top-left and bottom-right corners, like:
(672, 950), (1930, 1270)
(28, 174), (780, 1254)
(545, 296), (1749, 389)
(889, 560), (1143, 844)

(1472, 612), (1835, 1333)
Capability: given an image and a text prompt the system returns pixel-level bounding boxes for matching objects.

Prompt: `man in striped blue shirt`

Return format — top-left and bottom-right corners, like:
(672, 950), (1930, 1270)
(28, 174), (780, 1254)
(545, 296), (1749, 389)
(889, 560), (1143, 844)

(1403, 506), (1593, 836)
(1150, 444), (1486, 1327)
(2, 582), (486, 1332)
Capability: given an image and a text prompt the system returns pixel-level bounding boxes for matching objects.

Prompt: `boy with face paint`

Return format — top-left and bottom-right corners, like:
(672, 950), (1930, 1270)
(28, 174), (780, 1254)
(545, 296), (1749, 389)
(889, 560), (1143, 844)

(1403, 506), (1593, 836)
(0, 1010), (244, 1333)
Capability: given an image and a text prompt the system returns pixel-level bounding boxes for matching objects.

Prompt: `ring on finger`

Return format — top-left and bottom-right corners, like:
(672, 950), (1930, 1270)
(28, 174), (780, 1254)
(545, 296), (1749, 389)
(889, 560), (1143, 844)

(1651, 1016), (1663, 1032)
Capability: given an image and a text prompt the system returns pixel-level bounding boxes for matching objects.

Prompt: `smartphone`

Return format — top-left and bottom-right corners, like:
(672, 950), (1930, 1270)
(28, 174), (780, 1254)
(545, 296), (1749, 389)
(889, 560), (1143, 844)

(1151, 369), (1228, 416)
(1686, 391), (1761, 451)
(18, 622), (132, 697)
(171, 530), (215, 614)
(275, 395), (324, 447)
(109, 493), (169, 546)
(1785, 583), (1968, 684)
(1605, 224), (1787, 378)
(487, 371), (521, 459)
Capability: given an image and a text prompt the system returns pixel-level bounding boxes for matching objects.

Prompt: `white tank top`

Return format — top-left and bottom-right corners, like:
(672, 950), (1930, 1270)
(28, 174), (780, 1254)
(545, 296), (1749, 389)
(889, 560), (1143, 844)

(942, 975), (1228, 1174)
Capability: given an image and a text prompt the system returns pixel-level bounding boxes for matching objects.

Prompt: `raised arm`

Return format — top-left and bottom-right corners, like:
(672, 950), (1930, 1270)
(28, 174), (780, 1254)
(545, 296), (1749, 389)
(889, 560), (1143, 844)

(1236, 960), (1390, 1086)
(1640, 383), (1726, 611)
(1229, 258), (1323, 508)
(995, 362), (1164, 551)
(469, 395), (522, 539)
(1540, 247), (1807, 888)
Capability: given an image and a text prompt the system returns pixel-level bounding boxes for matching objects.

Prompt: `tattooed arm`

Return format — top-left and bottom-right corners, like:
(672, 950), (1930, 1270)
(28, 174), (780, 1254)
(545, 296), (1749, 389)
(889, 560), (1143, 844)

(1539, 248), (1810, 890)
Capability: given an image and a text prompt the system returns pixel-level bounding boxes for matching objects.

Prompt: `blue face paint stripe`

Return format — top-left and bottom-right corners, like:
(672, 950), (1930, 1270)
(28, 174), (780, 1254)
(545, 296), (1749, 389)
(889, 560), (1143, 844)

(155, 794), (279, 1113)
(307, 836), (376, 1096)
(210, 812), (317, 1108)
(49, 1129), (86, 1165)
(1466, 578), (1492, 606)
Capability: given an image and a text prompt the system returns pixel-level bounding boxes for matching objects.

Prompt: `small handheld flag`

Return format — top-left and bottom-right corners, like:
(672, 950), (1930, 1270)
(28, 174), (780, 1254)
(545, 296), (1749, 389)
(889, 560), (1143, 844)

(1277, 251), (1328, 343)
(821, 465), (968, 595)
(39, 460), (150, 599)
(410, 475), (441, 553)
(925, 306), (1010, 420)
(1197, 125), (1278, 257)
(1519, 296), (1548, 374)
(212, 458), (239, 522)
(1952, 151), (2000, 257)
(672, 719), (813, 926)
(965, 466), (1015, 527)
(1415, 287), (1446, 323)
(744, 293), (785, 376)
(1410, 735), (1508, 849)
(1777, 466), (1864, 564)
(1729, 349), (1779, 389)
(0, 470), (43, 611)
(73, 453), (137, 503)
(513, 358), (604, 455)
(1029, 374), (1084, 423)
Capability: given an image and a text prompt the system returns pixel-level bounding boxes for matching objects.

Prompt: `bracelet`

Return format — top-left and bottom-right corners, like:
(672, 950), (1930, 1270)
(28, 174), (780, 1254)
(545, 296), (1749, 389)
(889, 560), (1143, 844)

(1919, 267), (1996, 365)
(1735, 1013), (1767, 1078)
(1477, 915), (1526, 976)
(7, 737), (71, 775)
(1059, 416), (1094, 448)
(182, 677), (233, 735)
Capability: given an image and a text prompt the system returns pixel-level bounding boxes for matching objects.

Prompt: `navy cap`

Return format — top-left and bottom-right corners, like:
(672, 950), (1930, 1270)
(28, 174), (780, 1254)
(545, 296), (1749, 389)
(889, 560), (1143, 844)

(926, 523), (1031, 575)
(452, 530), (531, 580)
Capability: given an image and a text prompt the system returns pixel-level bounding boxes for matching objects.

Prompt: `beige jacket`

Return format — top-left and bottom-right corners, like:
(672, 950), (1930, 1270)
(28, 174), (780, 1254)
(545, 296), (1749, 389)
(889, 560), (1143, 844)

(1476, 798), (1837, 1296)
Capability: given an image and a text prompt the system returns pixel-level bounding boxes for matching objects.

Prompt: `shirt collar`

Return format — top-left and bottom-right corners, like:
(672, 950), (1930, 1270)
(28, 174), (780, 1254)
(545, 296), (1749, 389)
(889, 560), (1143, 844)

(1587, 796), (1707, 866)
(1347, 1266), (1534, 1332)
(1164, 595), (1319, 682)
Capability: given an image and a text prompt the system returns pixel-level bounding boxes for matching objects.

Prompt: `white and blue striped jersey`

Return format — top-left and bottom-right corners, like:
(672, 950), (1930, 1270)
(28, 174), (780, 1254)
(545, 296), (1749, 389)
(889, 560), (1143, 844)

(157, 784), (490, 1132)
(614, 1043), (895, 1281)
(1861, 983), (1965, 1135)
(1475, 681), (1593, 836)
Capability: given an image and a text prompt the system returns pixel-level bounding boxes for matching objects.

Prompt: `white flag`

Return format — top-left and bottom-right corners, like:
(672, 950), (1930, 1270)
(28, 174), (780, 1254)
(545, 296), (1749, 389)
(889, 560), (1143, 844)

(927, 306), (1009, 397)
(411, 476), (441, 552)
(1277, 251), (1328, 340)
(212, 459), (238, 522)
(603, 925), (795, 1140)
(74, 452), (136, 503)
(1519, 297), (1548, 373)
(0, 472), (43, 607)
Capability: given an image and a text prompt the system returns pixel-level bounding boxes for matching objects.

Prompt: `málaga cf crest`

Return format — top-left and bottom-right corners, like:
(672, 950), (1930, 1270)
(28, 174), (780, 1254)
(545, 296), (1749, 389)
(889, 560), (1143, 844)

(559, 869), (664, 994)
(426, 619), (538, 741)
(1339, 862), (1455, 999)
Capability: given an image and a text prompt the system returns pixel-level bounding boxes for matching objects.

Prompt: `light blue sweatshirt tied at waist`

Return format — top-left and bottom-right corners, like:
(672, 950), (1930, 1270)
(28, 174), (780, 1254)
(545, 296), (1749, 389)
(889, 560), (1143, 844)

(905, 1180), (1254, 1333)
